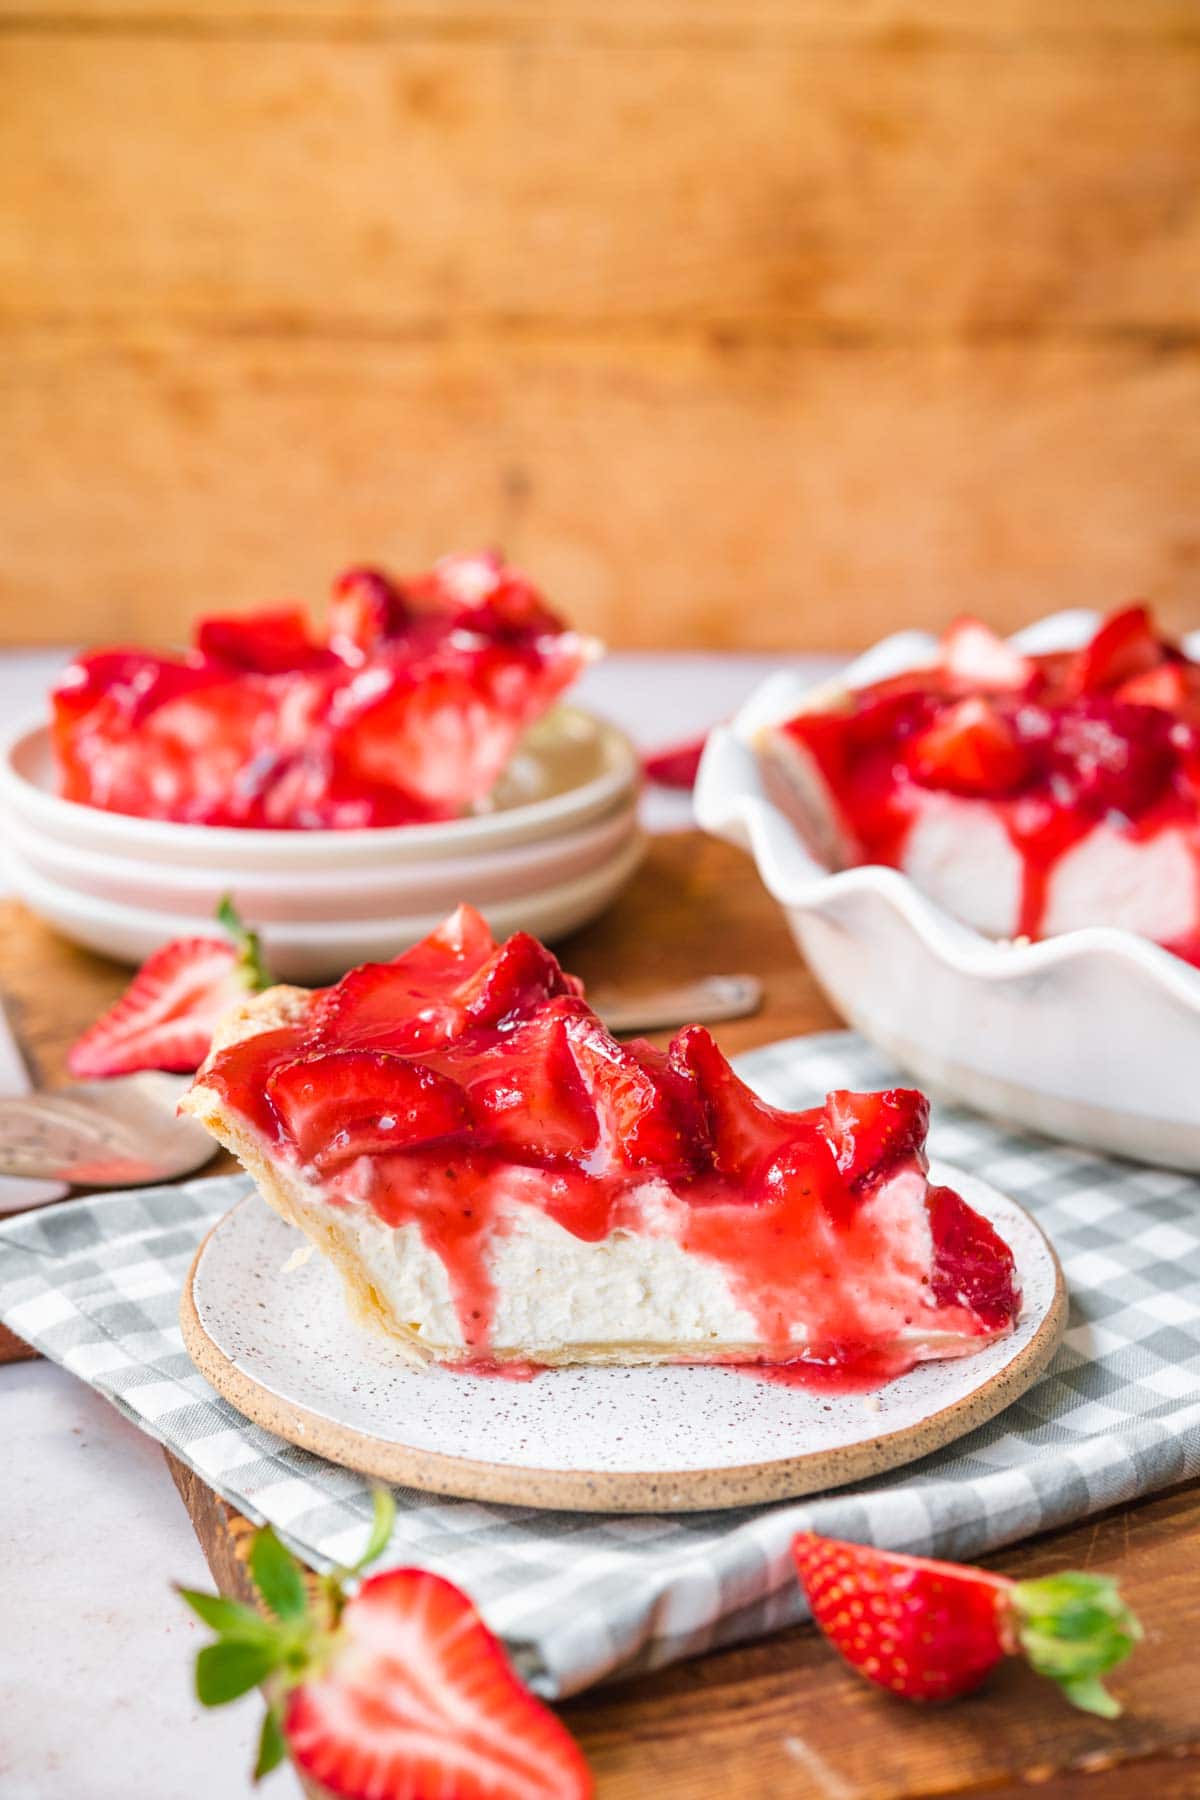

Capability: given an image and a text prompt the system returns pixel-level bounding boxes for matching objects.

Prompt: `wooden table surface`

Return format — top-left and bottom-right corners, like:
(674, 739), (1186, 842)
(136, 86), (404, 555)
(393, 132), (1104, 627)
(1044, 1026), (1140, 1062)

(3, 834), (1199, 1798)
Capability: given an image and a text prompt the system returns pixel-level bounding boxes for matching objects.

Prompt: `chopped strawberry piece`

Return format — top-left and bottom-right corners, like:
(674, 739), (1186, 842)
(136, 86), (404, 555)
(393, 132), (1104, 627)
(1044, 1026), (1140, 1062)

(68, 936), (255, 1078)
(1048, 698), (1174, 818)
(941, 618), (1034, 692)
(458, 934), (580, 1029)
(793, 1534), (1139, 1715)
(668, 1025), (793, 1178)
(909, 697), (1031, 796)
(283, 1567), (591, 1800)
(1068, 603), (1165, 695)
(314, 907), (499, 1052)
(268, 1049), (468, 1169)
(196, 609), (326, 674)
(327, 567), (413, 661)
(566, 1015), (702, 1174)
(465, 998), (598, 1161)
(1115, 662), (1189, 711)
(927, 1183), (1020, 1330)
(820, 1088), (930, 1189)
(643, 735), (707, 788)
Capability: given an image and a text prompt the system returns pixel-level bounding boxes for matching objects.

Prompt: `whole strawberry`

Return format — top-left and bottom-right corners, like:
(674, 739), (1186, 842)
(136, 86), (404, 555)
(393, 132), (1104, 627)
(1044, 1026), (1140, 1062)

(793, 1533), (1140, 1716)
(180, 1490), (592, 1798)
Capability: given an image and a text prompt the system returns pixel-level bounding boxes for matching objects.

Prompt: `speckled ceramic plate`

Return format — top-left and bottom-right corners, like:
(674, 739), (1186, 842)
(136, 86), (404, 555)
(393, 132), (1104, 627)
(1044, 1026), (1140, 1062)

(182, 1164), (1065, 1513)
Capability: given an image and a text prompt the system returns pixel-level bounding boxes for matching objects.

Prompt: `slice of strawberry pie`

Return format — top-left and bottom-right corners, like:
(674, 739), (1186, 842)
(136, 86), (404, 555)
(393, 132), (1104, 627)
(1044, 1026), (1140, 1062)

(182, 907), (1020, 1376)
(759, 605), (1200, 963)
(52, 552), (595, 829)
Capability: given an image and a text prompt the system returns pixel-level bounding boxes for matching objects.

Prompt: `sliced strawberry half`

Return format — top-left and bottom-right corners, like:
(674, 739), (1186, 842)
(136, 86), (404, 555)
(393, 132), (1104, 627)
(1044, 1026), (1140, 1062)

(313, 906), (500, 1052)
(1115, 661), (1189, 711)
(909, 696), (1031, 796)
(1068, 603), (1165, 695)
(268, 1049), (469, 1170)
(180, 1490), (593, 1800)
(285, 1567), (591, 1800)
(792, 1533), (1140, 1715)
(68, 905), (270, 1078)
(940, 618), (1034, 693)
(820, 1088), (930, 1189)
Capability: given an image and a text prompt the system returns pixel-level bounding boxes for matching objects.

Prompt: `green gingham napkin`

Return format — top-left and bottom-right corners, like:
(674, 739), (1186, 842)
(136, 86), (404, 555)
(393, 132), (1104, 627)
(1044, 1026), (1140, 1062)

(1, 1031), (1198, 1700)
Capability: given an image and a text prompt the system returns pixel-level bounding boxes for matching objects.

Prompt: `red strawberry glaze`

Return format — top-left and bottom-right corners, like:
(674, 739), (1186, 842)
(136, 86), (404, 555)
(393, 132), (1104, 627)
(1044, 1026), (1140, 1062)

(197, 908), (1020, 1368)
(51, 552), (589, 830)
(780, 608), (1200, 960)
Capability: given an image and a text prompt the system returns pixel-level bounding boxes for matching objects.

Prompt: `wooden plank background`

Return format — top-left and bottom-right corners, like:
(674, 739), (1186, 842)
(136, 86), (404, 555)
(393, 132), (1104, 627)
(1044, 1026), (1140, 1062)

(2, 2), (1199, 649)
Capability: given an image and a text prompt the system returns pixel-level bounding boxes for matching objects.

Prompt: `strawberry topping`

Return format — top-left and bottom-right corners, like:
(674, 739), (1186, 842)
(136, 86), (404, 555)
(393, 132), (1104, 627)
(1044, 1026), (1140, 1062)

(195, 904), (1020, 1371)
(51, 552), (590, 830)
(781, 604), (1200, 952)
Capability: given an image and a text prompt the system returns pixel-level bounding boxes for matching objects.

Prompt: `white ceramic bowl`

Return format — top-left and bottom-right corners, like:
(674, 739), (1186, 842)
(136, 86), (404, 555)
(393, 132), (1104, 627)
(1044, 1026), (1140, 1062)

(3, 831), (647, 982)
(695, 611), (1200, 1169)
(0, 706), (638, 870)
(2, 794), (640, 924)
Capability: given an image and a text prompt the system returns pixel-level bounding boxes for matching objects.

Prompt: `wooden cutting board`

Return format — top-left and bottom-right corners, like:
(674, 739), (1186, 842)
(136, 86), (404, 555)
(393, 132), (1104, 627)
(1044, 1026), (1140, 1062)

(4, 834), (1200, 1797)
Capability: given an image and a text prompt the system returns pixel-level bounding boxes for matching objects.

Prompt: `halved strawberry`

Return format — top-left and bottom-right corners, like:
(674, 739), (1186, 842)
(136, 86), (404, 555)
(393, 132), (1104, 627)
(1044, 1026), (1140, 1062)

(458, 933), (580, 1030)
(643, 735), (707, 789)
(909, 696), (1031, 796)
(67, 900), (270, 1078)
(792, 1533), (1139, 1715)
(195, 609), (326, 674)
(267, 1049), (469, 1169)
(327, 566), (413, 662)
(940, 618), (1034, 693)
(286, 1568), (590, 1800)
(180, 1490), (592, 1799)
(819, 1088), (930, 1189)
(1068, 603), (1164, 695)
(464, 999), (598, 1162)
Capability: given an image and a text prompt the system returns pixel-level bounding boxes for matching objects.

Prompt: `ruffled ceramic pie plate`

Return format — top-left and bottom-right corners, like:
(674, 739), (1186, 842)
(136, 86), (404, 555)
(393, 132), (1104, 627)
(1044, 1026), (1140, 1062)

(181, 1161), (1065, 1513)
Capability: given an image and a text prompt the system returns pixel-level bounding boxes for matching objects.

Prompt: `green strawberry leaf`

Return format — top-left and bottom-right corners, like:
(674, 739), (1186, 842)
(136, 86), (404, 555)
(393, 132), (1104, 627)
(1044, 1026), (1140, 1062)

(216, 894), (273, 993)
(177, 1587), (281, 1644)
(249, 1528), (309, 1623)
(254, 1708), (288, 1781)
(350, 1487), (397, 1575)
(1013, 1572), (1141, 1716)
(196, 1639), (281, 1707)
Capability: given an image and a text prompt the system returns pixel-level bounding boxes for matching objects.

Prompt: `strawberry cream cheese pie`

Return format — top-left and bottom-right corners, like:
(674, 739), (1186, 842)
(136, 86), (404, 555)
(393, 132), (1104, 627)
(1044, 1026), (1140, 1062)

(52, 552), (594, 829)
(760, 606), (1200, 963)
(182, 906), (1020, 1378)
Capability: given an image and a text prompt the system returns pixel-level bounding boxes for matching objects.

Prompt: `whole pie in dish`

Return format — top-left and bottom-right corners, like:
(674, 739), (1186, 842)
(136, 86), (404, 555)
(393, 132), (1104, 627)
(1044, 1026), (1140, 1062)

(759, 606), (1200, 964)
(183, 906), (1020, 1378)
(51, 552), (594, 829)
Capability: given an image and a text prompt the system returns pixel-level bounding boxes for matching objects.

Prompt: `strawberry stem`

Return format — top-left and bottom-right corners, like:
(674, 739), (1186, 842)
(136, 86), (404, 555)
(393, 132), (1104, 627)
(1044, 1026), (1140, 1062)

(1011, 1573), (1141, 1717)
(216, 894), (273, 993)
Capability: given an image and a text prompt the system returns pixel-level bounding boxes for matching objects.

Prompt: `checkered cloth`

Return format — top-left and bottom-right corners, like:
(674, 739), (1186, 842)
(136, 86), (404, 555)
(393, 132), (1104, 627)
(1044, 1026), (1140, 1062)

(2, 1031), (1198, 1700)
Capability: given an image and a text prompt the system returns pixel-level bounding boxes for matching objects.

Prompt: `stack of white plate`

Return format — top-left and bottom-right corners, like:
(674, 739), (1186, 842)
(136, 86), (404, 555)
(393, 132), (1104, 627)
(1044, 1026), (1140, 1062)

(0, 707), (644, 980)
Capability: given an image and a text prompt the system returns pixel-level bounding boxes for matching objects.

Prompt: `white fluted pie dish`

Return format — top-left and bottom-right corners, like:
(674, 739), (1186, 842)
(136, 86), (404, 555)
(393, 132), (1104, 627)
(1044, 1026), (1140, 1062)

(695, 612), (1200, 1168)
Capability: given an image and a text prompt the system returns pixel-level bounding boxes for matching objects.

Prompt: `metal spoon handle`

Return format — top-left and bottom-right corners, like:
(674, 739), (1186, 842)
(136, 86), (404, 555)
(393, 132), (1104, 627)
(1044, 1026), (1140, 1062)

(592, 974), (762, 1036)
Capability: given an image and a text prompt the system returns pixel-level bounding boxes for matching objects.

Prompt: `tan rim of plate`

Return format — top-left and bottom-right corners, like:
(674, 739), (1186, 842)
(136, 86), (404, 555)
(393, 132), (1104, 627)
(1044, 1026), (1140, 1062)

(180, 1210), (1067, 1514)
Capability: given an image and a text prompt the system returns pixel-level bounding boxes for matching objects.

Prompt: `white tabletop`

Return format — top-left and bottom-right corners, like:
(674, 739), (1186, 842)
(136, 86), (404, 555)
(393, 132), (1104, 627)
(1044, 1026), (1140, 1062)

(0, 646), (837, 1800)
